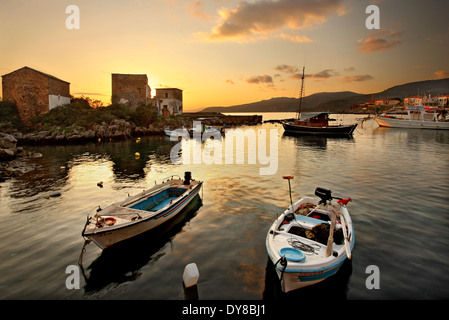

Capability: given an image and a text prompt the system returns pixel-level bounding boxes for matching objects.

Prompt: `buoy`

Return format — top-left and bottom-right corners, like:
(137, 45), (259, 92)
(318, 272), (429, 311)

(97, 181), (103, 188)
(135, 152), (140, 158)
(183, 263), (199, 288)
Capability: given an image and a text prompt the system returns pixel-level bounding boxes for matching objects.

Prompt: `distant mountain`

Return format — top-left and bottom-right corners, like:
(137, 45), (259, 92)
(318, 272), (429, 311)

(200, 78), (449, 113)
(201, 91), (362, 113)
(309, 77), (449, 113)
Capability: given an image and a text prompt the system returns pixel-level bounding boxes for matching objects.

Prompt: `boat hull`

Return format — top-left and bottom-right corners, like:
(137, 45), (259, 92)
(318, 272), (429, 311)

(266, 196), (354, 293)
(283, 122), (357, 136)
(374, 116), (449, 130)
(273, 258), (346, 292)
(83, 180), (202, 249)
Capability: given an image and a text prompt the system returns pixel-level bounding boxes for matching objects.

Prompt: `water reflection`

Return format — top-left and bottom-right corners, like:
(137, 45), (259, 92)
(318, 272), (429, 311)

(79, 195), (202, 294)
(9, 137), (179, 200)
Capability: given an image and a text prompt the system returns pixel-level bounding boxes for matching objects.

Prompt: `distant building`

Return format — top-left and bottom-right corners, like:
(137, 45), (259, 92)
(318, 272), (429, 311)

(436, 95), (449, 108)
(404, 96), (423, 106)
(374, 99), (400, 107)
(155, 88), (183, 116)
(111, 73), (151, 107)
(1, 66), (70, 124)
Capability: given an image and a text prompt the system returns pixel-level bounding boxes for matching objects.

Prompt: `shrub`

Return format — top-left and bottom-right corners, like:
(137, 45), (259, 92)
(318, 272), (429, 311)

(132, 104), (158, 127)
(0, 101), (25, 131)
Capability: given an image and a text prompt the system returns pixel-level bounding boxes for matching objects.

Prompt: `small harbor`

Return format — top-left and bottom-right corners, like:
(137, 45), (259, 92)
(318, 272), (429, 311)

(1, 113), (448, 300)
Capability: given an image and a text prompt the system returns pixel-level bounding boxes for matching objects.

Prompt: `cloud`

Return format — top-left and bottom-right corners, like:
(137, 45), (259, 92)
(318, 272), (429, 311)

(306, 69), (338, 79)
(201, 0), (345, 42)
(275, 65), (373, 84)
(226, 79), (235, 84)
(358, 38), (401, 53)
(185, 0), (209, 20)
(287, 69), (338, 80)
(358, 30), (401, 53)
(434, 70), (449, 79)
(275, 64), (299, 74)
(276, 33), (313, 43)
(279, 67), (338, 81)
(246, 74), (273, 84)
(72, 92), (109, 96)
(342, 75), (374, 82)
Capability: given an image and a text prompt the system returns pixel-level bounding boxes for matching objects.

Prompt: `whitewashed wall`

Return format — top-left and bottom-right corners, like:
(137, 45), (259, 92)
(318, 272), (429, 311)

(49, 95), (71, 110)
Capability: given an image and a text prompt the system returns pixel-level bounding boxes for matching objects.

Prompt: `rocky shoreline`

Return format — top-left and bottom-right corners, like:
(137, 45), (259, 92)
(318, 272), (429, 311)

(10, 119), (175, 146)
(0, 132), (43, 181)
(0, 119), (189, 181)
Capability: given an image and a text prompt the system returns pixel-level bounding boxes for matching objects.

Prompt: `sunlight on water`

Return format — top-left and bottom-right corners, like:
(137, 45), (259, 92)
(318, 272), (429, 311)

(0, 116), (448, 299)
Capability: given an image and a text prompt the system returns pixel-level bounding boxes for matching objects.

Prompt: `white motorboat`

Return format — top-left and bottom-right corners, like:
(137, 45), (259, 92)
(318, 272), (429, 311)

(374, 98), (449, 130)
(82, 172), (203, 249)
(164, 125), (222, 137)
(266, 178), (354, 293)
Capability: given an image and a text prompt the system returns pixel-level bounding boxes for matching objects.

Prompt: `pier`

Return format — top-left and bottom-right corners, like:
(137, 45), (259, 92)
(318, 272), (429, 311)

(181, 112), (262, 126)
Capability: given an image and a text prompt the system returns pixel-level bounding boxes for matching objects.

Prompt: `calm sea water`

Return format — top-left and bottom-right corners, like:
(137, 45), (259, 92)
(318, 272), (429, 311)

(0, 113), (448, 300)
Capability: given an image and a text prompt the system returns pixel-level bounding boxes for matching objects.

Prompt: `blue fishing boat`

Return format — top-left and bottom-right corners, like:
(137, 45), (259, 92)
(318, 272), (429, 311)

(82, 172), (203, 249)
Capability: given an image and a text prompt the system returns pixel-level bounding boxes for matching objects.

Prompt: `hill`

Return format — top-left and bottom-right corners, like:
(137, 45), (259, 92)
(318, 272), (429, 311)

(312, 77), (449, 112)
(200, 78), (449, 113)
(201, 91), (361, 113)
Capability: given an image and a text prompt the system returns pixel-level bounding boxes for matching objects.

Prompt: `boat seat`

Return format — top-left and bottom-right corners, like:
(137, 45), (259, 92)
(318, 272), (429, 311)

(295, 214), (329, 225)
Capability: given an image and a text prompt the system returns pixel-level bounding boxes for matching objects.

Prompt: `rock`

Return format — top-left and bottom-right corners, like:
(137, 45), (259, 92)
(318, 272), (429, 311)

(0, 148), (15, 161)
(82, 130), (96, 139)
(55, 132), (66, 141)
(66, 134), (82, 141)
(0, 133), (18, 149)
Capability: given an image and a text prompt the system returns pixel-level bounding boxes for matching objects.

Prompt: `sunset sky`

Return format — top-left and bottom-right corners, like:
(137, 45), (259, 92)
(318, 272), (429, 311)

(1, 0), (448, 111)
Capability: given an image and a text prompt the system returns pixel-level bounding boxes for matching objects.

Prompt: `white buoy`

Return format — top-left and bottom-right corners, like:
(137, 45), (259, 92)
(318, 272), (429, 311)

(183, 263), (199, 288)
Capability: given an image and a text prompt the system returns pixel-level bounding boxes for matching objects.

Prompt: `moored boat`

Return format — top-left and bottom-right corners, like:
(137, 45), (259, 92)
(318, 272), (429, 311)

(82, 172), (203, 249)
(283, 112), (358, 136)
(374, 97), (449, 130)
(165, 125), (222, 137)
(282, 67), (358, 136)
(266, 177), (354, 293)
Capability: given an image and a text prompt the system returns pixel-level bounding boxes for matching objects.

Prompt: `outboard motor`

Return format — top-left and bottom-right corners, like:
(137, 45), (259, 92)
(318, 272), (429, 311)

(315, 187), (332, 205)
(184, 171), (192, 185)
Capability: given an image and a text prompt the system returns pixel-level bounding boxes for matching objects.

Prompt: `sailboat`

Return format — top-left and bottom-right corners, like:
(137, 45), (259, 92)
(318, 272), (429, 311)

(282, 67), (358, 136)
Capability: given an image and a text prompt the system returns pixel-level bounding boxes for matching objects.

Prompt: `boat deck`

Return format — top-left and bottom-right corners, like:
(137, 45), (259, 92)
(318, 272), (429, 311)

(267, 205), (348, 271)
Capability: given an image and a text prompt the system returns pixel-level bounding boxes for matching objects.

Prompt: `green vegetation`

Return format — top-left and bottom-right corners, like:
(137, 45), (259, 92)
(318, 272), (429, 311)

(1, 96), (185, 138)
(29, 96), (164, 130)
(0, 100), (25, 131)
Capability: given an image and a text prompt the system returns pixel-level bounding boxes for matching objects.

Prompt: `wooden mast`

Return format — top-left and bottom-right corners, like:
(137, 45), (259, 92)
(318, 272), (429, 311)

(297, 67), (305, 120)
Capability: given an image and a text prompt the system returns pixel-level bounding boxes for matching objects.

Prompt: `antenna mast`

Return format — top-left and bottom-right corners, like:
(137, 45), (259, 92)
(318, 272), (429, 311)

(297, 67), (305, 120)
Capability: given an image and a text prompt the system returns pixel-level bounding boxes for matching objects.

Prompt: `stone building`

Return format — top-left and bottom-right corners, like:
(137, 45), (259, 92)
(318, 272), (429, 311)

(2, 66), (71, 124)
(155, 88), (183, 116)
(111, 73), (151, 107)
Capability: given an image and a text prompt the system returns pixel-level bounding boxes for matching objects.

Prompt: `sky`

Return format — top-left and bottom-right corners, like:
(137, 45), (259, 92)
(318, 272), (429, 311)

(0, 0), (448, 111)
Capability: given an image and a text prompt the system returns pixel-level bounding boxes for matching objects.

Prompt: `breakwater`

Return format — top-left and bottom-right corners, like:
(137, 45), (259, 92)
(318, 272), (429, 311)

(181, 112), (262, 126)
